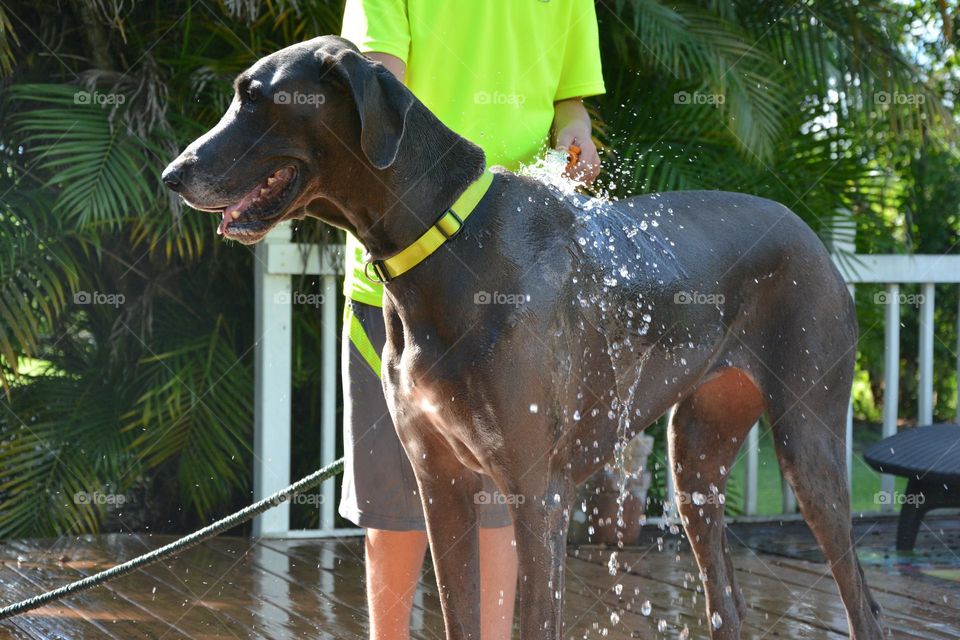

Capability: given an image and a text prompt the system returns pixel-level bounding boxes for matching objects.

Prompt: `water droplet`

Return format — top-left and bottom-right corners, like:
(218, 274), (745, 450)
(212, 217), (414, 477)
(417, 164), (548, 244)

(711, 612), (724, 629)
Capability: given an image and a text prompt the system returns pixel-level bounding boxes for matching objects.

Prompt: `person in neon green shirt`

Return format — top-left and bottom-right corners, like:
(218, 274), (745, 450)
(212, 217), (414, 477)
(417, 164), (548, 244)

(338, 2), (604, 638)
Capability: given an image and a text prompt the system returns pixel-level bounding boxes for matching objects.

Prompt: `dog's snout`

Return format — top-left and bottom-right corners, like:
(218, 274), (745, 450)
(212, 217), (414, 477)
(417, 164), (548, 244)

(161, 164), (185, 192)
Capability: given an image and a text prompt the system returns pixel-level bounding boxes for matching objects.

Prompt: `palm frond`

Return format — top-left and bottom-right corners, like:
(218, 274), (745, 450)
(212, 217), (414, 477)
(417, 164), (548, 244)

(0, 186), (83, 390)
(9, 83), (158, 230)
(125, 311), (253, 518)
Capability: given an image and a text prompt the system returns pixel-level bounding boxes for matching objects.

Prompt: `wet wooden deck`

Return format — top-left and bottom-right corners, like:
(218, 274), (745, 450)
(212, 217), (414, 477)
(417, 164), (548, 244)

(1, 514), (958, 639)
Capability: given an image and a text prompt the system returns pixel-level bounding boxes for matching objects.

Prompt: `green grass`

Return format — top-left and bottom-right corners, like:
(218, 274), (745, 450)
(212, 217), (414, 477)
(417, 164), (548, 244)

(725, 422), (905, 515)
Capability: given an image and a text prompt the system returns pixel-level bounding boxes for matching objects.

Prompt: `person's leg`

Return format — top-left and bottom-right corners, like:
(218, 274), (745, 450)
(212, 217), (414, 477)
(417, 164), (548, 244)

(479, 524), (518, 639)
(366, 529), (429, 640)
(365, 526), (516, 640)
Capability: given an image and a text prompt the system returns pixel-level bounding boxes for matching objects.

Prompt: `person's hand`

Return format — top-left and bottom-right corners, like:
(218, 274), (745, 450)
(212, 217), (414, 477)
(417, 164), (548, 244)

(555, 130), (600, 185)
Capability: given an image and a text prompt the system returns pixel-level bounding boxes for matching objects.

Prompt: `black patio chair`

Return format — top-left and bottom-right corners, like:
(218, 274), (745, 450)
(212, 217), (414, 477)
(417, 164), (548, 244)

(863, 424), (960, 551)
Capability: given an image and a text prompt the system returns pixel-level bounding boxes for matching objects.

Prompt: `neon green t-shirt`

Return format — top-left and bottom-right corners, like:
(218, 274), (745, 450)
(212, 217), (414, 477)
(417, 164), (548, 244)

(340, 0), (606, 306)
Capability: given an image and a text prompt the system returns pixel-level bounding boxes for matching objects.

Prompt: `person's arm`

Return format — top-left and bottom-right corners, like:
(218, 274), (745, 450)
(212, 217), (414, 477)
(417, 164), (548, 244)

(341, 0), (410, 81)
(553, 0), (605, 185)
(367, 52), (405, 82)
(553, 98), (600, 184)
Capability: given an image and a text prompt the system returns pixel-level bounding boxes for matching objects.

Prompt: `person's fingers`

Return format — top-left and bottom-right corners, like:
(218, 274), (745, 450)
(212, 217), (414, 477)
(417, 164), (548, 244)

(581, 145), (601, 183)
(563, 142), (600, 184)
(556, 131), (577, 150)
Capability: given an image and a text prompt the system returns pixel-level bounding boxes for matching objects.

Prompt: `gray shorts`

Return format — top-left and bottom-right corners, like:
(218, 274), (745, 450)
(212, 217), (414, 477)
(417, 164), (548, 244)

(338, 300), (512, 531)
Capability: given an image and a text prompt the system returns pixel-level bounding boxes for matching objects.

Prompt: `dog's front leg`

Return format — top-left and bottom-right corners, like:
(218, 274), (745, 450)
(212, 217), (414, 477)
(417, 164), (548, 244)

(509, 463), (574, 640)
(401, 426), (483, 640)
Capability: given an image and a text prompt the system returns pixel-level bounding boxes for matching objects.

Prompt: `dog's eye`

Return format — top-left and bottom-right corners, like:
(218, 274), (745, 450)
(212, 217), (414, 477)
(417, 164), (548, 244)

(239, 80), (262, 107)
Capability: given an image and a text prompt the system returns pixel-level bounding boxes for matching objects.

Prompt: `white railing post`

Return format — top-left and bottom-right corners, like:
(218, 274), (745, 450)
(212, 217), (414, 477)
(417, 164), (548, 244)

(881, 283), (900, 510)
(320, 267), (339, 532)
(918, 283), (935, 425)
(664, 407), (676, 511)
(253, 222), (294, 536)
(744, 423), (759, 516)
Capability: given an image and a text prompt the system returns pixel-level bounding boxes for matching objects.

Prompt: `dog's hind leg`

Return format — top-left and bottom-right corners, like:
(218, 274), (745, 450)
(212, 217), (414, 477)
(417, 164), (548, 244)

(669, 367), (763, 639)
(766, 386), (884, 640)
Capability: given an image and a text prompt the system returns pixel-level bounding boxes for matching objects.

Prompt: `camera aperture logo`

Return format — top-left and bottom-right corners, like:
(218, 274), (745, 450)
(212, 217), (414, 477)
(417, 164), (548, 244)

(673, 91), (724, 106)
(74, 90), (126, 107)
(274, 291), (325, 307)
(874, 491), (924, 507)
(274, 91), (326, 107)
(74, 291), (125, 308)
(474, 290), (530, 307)
(873, 291), (924, 307)
(74, 491), (127, 506)
(474, 91), (526, 107)
(674, 290), (724, 306)
(272, 492), (326, 507)
(474, 490), (525, 505)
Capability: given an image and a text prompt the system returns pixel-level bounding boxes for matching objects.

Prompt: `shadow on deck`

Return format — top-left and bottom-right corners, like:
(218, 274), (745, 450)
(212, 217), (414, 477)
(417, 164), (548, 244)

(1, 514), (958, 639)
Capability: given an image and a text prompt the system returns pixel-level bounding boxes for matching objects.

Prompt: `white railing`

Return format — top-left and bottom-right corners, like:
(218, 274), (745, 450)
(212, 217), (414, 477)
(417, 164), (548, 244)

(251, 223), (960, 534)
(252, 223), (353, 537)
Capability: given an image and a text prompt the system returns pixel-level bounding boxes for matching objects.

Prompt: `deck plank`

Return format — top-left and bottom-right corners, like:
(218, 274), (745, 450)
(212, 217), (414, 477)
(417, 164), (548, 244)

(0, 539), (161, 639)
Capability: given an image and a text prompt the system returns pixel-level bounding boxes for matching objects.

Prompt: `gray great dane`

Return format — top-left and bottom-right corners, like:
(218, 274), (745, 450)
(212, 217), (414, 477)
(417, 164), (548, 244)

(162, 36), (883, 640)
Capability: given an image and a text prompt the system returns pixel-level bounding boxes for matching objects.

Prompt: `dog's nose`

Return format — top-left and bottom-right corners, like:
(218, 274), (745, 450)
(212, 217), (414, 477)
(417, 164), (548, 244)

(161, 164), (184, 192)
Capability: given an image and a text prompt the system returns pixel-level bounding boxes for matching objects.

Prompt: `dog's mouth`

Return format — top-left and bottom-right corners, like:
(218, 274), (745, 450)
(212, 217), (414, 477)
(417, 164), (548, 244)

(216, 165), (299, 242)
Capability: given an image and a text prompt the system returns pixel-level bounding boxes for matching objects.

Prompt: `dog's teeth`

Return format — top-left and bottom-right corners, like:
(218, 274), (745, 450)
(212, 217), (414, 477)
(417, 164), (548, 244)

(259, 188), (268, 197)
(266, 177), (277, 186)
(230, 209), (240, 220)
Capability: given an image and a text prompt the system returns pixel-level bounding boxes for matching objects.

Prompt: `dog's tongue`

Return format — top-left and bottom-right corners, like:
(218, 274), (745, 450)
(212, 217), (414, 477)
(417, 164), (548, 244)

(218, 187), (260, 235)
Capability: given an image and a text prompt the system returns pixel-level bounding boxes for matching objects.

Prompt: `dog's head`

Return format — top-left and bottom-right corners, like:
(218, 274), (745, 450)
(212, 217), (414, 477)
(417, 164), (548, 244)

(161, 36), (418, 244)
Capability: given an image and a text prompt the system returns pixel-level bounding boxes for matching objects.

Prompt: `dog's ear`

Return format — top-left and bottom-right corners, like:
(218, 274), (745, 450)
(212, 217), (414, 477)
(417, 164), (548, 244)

(317, 47), (414, 170)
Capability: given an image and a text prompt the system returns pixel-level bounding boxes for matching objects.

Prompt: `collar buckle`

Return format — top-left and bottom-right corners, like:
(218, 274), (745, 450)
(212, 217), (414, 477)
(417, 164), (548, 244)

(364, 260), (391, 283)
(436, 209), (463, 239)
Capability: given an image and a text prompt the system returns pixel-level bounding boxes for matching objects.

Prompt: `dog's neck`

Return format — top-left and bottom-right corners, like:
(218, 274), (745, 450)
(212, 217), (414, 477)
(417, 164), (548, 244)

(311, 104), (486, 260)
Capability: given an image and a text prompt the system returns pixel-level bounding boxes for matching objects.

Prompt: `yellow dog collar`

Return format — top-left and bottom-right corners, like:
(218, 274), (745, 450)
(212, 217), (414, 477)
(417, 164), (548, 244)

(365, 170), (494, 283)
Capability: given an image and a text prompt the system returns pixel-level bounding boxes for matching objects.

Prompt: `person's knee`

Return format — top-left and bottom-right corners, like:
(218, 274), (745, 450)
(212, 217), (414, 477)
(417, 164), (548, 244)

(365, 529), (428, 571)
